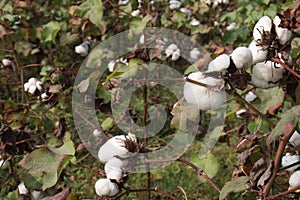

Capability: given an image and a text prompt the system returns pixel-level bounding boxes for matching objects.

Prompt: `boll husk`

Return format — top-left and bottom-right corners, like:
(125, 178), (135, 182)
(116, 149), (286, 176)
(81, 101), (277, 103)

(253, 16), (273, 41)
(281, 154), (300, 172)
(230, 47), (253, 70)
(184, 72), (225, 111)
(98, 135), (130, 163)
(95, 178), (119, 197)
(251, 61), (285, 88)
(248, 40), (268, 64)
(207, 54), (230, 72)
(273, 16), (292, 45)
(289, 170), (300, 189)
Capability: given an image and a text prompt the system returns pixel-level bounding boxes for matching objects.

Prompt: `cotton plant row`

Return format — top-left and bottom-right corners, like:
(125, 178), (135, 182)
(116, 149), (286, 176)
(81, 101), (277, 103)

(95, 132), (140, 197)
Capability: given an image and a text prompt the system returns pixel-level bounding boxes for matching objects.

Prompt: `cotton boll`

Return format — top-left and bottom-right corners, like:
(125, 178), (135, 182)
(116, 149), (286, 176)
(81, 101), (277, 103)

(0, 160), (8, 169)
(289, 131), (300, 148)
(95, 179), (119, 197)
(18, 182), (29, 195)
(281, 154), (300, 172)
(28, 77), (37, 85)
(230, 47), (253, 70)
(245, 91), (257, 102)
(31, 190), (41, 200)
(105, 157), (128, 181)
(190, 19), (200, 26)
(251, 61), (285, 88)
(190, 48), (201, 60)
(207, 54), (230, 72)
(248, 40), (268, 64)
(28, 85), (37, 94)
(171, 48), (180, 61)
(75, 41), (89, 56)
(98, 135), (130, 163)
(131, 9), (141, 17)
(2, 58), (12, 66)
(273, 16), (292, 45)
(108, 60), (116, 72)
(93, 128), (103, 137)
(165, 44), (180, 61)
(36, 80), (42, 92)
(236, 109), (247, 119)
(184, 72), (225, 111)
(169, 0), (181, 10)
(180, 8), (191, 20)
(289, 171), (300, 189)
(253, 16), (273, 41)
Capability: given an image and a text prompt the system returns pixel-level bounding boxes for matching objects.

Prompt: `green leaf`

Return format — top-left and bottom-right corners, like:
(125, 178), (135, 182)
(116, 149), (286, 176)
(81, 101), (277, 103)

(252, 87), (284, 115)
(219, 176), (249, 200)
(76, 0), (103, 28)
(101, 117), (114, 131)
(41, 21), (61, 44)
(129, 14), (151, 36)
(190, 152), (220, 178)
(266, 105), (300, 144)
(19, 141), (75, 190)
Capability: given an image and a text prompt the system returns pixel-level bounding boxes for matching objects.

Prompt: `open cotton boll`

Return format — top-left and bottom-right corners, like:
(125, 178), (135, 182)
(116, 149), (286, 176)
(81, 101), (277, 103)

(230, 47), (253, 70)
(289, 171), (300, 189)
(281, 154), (300, 172)
(2, 58), (12, 66)
(31, 190), (41, 200)
(289, 130), (300, 147)
(207, 54), (230, 72)
(253, 16), (273, 41)
(183, 72), (225, 111)
(245, 91), (257, 103)
(248, 40), (268, 64)
(169, 0), (181, 10)
(98, 135), (130, 163)
(95, 178), (119, 197)
(105, 157), (128, 181)
(273, 16), (292, 45)
(190, 48), (201, 60)
(18, 182), (29, 195)
(75, 41), (89, 56)
(251, 61), (285, 88)
(93, 128), (103, 137)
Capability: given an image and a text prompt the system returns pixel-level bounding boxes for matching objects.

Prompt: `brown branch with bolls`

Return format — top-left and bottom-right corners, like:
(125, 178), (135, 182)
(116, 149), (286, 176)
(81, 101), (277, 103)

(272, 58), (300, 79)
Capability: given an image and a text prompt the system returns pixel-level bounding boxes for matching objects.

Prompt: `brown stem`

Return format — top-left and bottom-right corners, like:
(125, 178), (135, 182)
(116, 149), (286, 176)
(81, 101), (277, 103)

(70, 163), (105, 177)
(266, 185), (300, 200)
(73, 108), (97, 129)
(272, 58), (300, 79)
(262, 127), (295, 196)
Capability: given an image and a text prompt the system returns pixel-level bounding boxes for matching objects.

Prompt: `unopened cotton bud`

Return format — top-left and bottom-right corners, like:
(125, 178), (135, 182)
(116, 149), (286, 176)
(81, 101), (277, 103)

(98, 135), (129, 163)
(253, 16), (273, 41)
(273, 16), (292, 45)
(18, 182), (29, 195)
(95, 179), (119, 197)
(289, 170), (300, 188)
(281, 154), (300, 172)
(184, 72), (225, 111)
(208, 54), (230, 72)
(230, 47), (253, 70)
(289, 131), (300, 147)
(248, 40), (268, 64)
(2, 58), (12, 66)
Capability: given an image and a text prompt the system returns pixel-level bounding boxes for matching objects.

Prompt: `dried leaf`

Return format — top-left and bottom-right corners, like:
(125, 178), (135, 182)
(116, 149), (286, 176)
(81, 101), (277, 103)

(249, 158), (273, 189)
(41, 188), (70, 200)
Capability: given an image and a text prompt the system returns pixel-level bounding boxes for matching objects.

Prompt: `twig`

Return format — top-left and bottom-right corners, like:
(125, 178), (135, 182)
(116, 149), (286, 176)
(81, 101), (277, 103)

(70, 163), (105, 177)
(21, 63), (49, 69)
(266, 185), (300, 200)
(272, 58), (300, 79)
(114, 188), (157, 199)
(72, 108), (97, 129)
(262, 126), (295, 196)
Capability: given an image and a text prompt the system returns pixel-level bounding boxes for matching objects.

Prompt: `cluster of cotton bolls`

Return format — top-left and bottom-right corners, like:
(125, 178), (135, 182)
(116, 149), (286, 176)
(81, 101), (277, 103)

(281, 131), (300, 189)
(95, 133), (138, 197)
(169, 0), (200, 26)
(23, 77), (49, 101)
(249, 15), (292, 88)
(183, 14), (294, 111)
